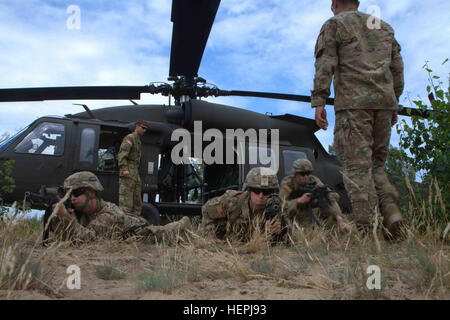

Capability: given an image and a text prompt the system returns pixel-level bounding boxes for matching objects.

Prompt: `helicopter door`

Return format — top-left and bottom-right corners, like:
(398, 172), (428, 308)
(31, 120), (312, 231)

(74, 124), (99, 171)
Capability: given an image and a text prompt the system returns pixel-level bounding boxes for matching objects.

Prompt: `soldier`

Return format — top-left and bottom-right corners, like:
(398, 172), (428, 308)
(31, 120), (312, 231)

(280, 159), (353, 232)
(49, 171), (191, 244)
(200, 167), (283, 243)
(118, 120), (147, 216)
(311, 0), (404, 237)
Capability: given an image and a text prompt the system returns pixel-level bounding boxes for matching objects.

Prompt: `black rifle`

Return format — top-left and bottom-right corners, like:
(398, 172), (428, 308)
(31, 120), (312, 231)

(264, 193), (287, 238)
(25, 185), (75, 246)
(291, 181), (333, 225)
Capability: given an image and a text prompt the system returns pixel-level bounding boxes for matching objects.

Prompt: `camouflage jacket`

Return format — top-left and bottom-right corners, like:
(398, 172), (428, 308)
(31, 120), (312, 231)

(279, 175), (341, 221)
(118, 133), (141, 182)
(311, 8), (404, 111)
(50, 199), (163, 243)
(201, 190), (269, 241)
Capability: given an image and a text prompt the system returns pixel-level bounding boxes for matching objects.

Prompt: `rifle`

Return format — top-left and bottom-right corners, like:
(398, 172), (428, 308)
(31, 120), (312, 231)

(25, 185), (75, 246)
(264, 193), (287, 237)
(291, 181), (333, 225)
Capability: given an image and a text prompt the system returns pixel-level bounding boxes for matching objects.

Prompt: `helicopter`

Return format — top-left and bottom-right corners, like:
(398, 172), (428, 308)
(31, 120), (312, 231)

(0, 0), (426, 224)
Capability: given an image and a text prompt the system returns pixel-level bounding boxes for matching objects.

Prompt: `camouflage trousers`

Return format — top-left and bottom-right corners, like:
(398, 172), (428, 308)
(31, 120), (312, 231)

(334, 109), (399, 224)
(291, 198), (341, 227)
(124, 215), (190, 245)
(119, 177), (142, 216)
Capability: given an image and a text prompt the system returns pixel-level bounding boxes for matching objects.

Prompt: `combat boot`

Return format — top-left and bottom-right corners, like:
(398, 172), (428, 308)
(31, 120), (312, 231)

(382, 204), (404, 240)
(178, 216), (192, 231)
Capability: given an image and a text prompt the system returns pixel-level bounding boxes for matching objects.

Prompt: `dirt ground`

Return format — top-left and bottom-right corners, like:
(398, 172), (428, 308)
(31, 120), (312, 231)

(1, 229), (448, 300)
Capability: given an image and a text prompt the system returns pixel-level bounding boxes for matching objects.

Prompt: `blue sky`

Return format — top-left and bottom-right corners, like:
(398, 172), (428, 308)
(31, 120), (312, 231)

(0, 0), (449, 152)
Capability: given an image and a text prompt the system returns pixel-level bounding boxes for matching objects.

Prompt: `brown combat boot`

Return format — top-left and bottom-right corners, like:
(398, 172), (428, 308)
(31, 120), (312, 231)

(382, 204), (404, 240)
(178, 216), (192, 231)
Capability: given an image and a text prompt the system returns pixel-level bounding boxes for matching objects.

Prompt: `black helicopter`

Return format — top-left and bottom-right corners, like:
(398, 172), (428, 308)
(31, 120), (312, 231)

(0, 0), (425, 223)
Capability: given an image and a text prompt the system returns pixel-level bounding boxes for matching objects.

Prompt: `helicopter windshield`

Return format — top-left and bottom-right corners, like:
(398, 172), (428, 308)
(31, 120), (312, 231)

(283, 150), (308, 176)
(0, 125), (30, 152)
(14, 122), (65, 156)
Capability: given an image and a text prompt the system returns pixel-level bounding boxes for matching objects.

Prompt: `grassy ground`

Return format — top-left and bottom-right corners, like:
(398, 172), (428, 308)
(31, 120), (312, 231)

(0, 189), (448, 300)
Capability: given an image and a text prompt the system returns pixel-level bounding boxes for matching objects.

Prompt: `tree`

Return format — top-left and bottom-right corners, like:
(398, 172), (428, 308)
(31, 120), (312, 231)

(395, 60), (449, 220)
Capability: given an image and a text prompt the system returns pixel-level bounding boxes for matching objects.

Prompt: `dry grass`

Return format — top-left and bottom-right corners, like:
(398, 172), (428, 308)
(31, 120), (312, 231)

(0, 176), (448, 300)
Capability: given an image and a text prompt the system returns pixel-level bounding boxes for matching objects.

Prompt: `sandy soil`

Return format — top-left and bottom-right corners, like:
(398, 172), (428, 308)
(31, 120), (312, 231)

(1, 236), (446, 300)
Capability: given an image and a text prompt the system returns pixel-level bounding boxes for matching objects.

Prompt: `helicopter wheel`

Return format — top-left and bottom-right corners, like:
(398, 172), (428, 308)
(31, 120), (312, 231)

(141, 203), (161, 226)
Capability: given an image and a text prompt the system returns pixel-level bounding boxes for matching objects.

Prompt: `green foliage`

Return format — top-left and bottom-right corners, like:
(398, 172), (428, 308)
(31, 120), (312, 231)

(0, 160), (16, 219)
(328, 144), (337, 156)
(385, 146), (420, 208)
(396, 61), (449, 207)
(0, 160), (15, 197)
(398, 61), (449, 177)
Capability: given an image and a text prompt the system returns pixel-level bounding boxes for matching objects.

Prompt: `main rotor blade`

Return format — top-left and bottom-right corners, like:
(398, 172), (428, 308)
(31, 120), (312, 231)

(0, 86), (151, 102)
(216, 90), (432, 118)
(169, 0), (220, 78)
(216, 90), (335, 105)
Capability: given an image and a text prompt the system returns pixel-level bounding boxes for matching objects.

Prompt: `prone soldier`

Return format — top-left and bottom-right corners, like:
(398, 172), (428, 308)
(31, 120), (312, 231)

(280, 159), (353, 232)
(47, 171), (191, 244)
(200, 167), (284, 243)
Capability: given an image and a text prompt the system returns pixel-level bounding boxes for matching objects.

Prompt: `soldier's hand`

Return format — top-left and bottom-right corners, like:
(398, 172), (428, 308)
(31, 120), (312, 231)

(52, 202), (69, 218)
(266, 218), (282, 236)
(123, 170), (131, 178)
(315, 106), (328, 130)
(336, 216), (353, 232)
(210, 237), (225, 244)
(297, 193), (312, 205)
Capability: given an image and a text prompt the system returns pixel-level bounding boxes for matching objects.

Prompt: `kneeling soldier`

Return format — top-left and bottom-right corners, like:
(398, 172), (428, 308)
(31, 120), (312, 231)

(48, 171), (191, 244)
(280, 159), (352, 232)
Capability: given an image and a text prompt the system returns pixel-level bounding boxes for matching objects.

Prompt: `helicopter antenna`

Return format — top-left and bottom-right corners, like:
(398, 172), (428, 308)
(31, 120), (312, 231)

(73, 103), (97, 120)
(129, 99), (139, 105)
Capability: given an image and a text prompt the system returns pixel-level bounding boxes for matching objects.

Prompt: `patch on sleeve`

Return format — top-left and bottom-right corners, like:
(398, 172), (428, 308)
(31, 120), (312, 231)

(216, 205), (224, 217)
(126, 140), (132, 146)
(284, 185), (292, 193)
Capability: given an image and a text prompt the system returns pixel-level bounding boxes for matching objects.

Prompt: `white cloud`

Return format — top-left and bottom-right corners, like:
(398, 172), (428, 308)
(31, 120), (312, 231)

(0, 0), (449, 151)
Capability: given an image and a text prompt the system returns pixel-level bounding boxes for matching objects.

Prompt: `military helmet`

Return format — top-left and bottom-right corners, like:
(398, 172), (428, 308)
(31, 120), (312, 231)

(292, 158), (313, 174)
(64, 171), (104, 192)
(243, 167), (279, 191)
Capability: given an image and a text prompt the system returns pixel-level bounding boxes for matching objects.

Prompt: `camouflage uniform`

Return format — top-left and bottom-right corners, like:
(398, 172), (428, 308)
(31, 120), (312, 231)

(118, 132), (142, 216)
(49, 172), (189, 244)
(311, 8), (404, 231)
(280, 175), (342, 226)
(200, 167), (281, 242)
(50, 198), (189, 244)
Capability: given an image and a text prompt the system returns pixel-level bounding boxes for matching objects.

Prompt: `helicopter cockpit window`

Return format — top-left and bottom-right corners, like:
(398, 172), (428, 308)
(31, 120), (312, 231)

(14, 122), (65, 156)
(79, 128), (95, 165)
(283, 150), (307, 176)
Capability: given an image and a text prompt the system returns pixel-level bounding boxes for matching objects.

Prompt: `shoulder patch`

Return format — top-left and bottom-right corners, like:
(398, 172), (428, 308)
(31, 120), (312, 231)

(126, 140), (132, 145)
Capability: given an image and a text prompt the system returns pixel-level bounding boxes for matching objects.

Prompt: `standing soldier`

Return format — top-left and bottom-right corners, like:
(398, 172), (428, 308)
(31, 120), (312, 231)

(201, 167), (283, 243)
(311, 0), (404, 237)
(118, 120), (148, 216)
(280, 159), (353, 232)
